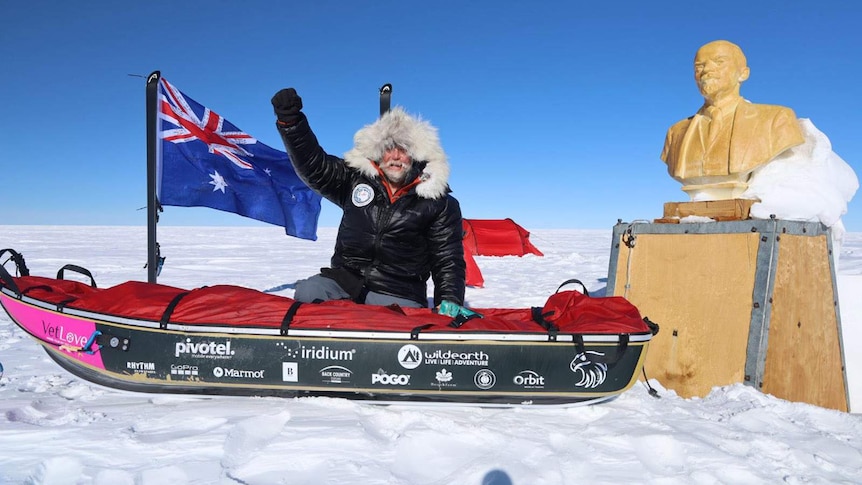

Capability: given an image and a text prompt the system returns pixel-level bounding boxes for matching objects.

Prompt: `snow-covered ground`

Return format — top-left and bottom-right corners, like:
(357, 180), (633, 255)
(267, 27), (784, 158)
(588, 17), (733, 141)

(1, 225), (861, 484)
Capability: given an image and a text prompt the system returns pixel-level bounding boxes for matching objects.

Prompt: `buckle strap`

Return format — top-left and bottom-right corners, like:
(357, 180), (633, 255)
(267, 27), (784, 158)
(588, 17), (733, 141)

(280, 301), (304, 336)
(160, 291), (192, 329)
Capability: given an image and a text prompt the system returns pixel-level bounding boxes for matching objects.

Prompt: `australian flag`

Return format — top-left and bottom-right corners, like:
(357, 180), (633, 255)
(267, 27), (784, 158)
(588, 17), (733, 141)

(157, 78), (321, 240)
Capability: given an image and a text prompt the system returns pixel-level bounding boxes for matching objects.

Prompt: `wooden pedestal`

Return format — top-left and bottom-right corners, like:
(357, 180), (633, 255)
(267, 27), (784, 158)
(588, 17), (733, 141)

(606, 219), (848, 411)
(656, 199), (756, 223)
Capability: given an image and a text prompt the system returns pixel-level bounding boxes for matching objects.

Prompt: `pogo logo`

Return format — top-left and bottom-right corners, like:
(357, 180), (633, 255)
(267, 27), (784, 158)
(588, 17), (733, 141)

(371, 372), (411, 386)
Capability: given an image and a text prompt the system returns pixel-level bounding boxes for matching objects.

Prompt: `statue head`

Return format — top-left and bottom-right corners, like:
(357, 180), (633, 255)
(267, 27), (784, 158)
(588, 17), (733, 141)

(694, 40), (750, 105)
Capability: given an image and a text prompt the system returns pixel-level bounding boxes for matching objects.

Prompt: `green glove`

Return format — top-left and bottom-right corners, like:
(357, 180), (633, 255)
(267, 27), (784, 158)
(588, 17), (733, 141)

(438, 300), (483, 319)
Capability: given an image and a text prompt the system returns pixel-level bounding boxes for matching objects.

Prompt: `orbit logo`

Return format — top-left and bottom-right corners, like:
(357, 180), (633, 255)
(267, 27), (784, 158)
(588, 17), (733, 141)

(513, 370), (545, 389)
(398, 344), (423, 369)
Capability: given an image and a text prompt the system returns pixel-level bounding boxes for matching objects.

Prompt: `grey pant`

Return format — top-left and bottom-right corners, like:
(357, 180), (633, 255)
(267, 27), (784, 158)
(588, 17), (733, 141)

(294, 274), (426, 308)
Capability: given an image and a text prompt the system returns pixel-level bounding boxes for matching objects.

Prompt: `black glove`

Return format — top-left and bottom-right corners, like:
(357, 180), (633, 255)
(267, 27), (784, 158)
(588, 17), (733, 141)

(271, 88), (303, 126)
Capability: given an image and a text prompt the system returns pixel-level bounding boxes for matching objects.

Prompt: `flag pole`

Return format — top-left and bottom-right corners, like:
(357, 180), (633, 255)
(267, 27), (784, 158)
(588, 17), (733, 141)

(379, 83), (392, 118)
(146, 71), (161, 283)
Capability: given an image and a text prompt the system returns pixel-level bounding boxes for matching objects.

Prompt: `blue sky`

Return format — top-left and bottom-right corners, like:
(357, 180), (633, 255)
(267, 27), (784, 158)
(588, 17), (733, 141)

(2, 1), (861, 233)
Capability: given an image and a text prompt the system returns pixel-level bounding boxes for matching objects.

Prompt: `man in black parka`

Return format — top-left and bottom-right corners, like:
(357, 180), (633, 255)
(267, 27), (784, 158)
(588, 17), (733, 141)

(272, 88), (465, 308)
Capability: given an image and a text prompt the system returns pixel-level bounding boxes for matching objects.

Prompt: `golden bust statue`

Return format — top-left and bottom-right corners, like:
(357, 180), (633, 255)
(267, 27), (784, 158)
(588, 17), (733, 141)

(661, 40), (805, 200)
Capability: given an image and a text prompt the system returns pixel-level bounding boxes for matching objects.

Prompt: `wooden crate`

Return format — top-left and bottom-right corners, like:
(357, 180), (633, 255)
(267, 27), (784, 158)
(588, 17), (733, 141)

(606, 219), (848, 411)
(656, 199), (756, 223)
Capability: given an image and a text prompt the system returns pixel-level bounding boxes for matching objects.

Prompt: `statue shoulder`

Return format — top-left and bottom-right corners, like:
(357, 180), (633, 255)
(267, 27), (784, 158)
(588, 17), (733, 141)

(736, 101), (804, 157)
(666, 116), (694, 137)
(738, 101), (798, 121)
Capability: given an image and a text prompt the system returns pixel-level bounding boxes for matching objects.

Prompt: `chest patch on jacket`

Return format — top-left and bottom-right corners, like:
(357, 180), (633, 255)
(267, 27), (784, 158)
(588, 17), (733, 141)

(351, 184), (374, 207)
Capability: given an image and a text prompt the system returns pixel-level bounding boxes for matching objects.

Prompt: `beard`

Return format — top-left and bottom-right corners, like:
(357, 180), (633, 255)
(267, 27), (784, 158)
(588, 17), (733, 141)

(381, 161), (411, 186)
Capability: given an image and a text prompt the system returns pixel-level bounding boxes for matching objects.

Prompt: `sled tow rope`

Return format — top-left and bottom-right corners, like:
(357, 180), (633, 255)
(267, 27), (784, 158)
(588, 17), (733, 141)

(58, 330), (102, 355)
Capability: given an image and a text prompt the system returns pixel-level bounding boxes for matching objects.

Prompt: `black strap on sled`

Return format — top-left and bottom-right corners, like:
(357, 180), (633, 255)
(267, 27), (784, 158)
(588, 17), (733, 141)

(531, 307), (559, 341)
(56, 297), (79, 312)
(573, 334), (629, 365)
(410, 323), (435, 340)
(23, 285), (53, 294)
(280, 301), (304, 336)
(0, 248), (29, 297)
(643, 316), (660, 336)
(0, 261), (22, 297)
(0, 248), (30, 277)
(353, 286), (370, 305)
(56, 264), (97, 288)
(7, 283), (79, 311)
(448, 312), (482, 329)
(160, 291), (192, 329)
(555, 278), (589, 297)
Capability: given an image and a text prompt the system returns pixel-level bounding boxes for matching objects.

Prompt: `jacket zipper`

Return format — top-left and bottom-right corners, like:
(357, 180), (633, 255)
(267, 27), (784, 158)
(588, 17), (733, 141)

(363, 190), (398, 283)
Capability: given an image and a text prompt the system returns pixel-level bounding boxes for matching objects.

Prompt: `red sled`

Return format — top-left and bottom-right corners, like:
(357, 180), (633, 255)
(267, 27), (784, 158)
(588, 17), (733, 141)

(1, 249), (658, 406)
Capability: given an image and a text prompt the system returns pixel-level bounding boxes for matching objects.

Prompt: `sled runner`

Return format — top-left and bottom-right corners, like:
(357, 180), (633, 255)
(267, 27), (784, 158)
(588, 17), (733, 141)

(0, 249), (657, 406)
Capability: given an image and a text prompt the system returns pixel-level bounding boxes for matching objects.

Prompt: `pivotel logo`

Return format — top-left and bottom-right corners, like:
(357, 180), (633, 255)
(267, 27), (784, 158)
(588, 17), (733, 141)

(282, 344), (356, 361)
(474, 369), (496, 390)
(175, 338), (235, 359)
(371, 371), (411, 386)
(513, 370), (545, 389)
(170, 364), (198, 376)
(213, 367), (265, 379)
(319, 365), (353, 384)
(398, 344), (423, 369)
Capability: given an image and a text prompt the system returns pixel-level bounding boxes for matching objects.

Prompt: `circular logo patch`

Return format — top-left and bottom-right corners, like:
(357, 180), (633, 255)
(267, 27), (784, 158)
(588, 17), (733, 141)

(351, 184), (374, 207)
(474, 369), (497, 390)
(398, 344), (423, 369)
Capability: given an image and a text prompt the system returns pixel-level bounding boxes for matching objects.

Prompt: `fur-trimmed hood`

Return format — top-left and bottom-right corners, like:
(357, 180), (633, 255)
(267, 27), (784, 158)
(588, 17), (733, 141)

(343, 106), (450, 199)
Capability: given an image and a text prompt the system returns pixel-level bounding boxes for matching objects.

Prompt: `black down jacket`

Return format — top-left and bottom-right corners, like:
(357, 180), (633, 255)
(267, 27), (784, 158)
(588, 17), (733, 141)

(276, 109), (465, 307)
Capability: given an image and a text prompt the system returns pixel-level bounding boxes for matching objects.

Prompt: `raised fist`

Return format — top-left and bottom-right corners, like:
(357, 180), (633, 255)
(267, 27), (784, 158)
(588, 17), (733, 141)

(271, 88), (303, 126)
